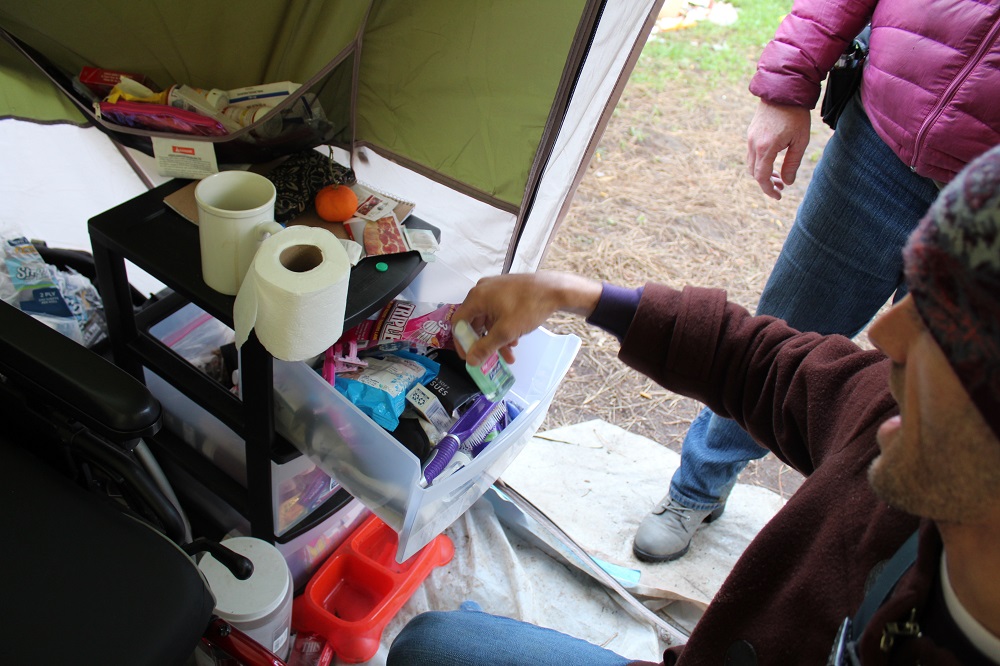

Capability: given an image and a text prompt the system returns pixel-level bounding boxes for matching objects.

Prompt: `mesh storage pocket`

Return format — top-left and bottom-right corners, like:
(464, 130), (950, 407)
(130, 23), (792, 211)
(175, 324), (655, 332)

(2, 28), (356, 164)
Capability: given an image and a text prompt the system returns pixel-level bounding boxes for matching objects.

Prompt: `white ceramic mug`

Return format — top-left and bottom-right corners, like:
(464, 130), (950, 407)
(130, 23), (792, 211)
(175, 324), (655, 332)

(195, 171), (283, 295)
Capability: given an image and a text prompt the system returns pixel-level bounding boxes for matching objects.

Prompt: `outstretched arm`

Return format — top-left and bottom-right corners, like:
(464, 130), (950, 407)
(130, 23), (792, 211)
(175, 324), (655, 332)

(451, 271), (603, 366)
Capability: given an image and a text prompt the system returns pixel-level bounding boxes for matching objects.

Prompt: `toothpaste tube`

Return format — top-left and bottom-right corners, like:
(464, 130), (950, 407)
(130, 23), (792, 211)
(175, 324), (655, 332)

(79, 66), (148, 96)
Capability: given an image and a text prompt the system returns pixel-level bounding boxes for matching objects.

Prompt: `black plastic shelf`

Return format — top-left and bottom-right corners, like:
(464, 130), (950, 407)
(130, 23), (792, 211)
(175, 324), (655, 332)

(89, 177), (432, 542)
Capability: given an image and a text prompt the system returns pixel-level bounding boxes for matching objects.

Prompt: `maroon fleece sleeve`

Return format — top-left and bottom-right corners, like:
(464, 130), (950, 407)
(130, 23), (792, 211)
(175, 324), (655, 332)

(617, 283), (894, 475)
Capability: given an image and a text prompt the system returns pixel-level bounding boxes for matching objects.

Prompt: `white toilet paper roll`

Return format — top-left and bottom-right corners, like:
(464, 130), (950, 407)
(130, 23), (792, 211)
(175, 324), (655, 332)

(234, 226), (350, 362)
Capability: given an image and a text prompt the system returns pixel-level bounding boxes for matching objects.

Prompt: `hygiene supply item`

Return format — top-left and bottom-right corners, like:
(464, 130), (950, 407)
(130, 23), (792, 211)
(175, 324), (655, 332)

(420, 395), (506, 486)
(405, 382), (452, 432)
(424, 348), (481, 416)
(452, 319), (515, 402)
(198, 536), (295, 660)
(0, 231), (84, 344)
(339, 300), (457, 354)
(234, 225), (350, 361)
(221, 104), (282, 138)
(333, 351), (439, 431)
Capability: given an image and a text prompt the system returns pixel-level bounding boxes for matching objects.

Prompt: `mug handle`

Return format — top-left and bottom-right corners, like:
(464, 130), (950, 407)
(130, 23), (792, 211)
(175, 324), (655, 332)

(256, 220), (284, 242)
(237, 220), (284, 287)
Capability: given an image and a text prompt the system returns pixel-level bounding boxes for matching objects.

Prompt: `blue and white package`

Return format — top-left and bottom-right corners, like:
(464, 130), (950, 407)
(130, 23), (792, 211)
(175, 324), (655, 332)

(334, 350), (439, 431)
(1, 234), (84, 344)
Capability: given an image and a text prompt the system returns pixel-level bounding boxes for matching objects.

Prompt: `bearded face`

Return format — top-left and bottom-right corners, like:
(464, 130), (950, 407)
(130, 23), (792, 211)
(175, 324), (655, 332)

(867, 298), (1000, 523)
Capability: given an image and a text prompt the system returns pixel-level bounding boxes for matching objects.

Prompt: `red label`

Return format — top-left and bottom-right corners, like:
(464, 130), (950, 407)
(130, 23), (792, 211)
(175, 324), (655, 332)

(172, 146), (196, 155)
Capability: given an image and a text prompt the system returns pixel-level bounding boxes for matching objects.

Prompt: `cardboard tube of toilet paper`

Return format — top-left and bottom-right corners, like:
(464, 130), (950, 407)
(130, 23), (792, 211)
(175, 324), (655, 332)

(234, 226), (350, 362)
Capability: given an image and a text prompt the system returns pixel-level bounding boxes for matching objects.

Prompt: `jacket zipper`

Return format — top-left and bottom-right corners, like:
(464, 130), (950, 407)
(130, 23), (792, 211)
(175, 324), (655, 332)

(911, 9), (1000, 171)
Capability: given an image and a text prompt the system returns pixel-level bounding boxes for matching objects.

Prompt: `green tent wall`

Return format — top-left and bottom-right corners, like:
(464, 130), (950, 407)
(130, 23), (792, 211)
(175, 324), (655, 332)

(0, 0), (662, 278)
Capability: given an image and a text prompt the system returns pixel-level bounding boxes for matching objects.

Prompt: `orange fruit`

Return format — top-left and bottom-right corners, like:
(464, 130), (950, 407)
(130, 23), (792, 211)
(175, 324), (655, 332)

(315, 184), (358, 222)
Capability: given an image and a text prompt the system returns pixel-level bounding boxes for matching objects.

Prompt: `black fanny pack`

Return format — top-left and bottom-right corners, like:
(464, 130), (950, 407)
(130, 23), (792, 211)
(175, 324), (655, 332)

(820, 25), (872, 130)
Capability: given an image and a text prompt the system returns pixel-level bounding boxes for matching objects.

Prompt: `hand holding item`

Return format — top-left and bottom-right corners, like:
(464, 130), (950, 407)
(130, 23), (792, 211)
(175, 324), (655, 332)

(746, 100), (812, 200)
(452, 271), (601, 366)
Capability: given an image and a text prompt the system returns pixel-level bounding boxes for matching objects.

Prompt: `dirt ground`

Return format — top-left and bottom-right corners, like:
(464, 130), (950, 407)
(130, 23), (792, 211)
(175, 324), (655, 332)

(538, 70), (837, 501)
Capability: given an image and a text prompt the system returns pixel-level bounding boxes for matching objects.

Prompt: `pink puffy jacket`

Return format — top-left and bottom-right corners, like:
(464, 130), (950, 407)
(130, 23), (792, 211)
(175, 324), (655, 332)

(749, 0), (1000, 183)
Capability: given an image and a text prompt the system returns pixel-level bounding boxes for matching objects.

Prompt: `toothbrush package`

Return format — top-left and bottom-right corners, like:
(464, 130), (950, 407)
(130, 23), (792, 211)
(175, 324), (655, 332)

(419, 395), (507, 486)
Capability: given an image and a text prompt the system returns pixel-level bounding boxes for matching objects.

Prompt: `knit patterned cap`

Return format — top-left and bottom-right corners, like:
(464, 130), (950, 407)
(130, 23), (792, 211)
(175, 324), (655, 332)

(903, 144), (1000, 441)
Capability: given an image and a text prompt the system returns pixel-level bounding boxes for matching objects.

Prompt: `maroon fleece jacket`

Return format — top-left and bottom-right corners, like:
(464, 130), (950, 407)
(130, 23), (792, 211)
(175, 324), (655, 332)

(589, 283), (987, 665)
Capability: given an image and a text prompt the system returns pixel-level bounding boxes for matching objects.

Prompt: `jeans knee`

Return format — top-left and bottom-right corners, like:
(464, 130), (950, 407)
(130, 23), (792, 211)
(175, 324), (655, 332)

(387, 611), (459, 666)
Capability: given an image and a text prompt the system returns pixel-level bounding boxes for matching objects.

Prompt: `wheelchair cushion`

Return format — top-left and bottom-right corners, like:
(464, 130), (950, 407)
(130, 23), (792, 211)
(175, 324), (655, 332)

(0, 438), (215, 665)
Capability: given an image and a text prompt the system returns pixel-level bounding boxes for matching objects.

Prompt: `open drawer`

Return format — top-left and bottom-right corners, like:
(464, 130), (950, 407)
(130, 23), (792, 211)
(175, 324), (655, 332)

(273, 325), (579, 561)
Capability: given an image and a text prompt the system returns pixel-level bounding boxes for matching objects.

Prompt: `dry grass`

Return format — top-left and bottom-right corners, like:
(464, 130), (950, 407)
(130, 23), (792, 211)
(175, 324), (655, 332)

(537, 74), (836, 499)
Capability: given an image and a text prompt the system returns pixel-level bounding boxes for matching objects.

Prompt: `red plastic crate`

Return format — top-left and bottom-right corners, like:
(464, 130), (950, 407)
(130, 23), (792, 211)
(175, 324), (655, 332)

(292, 514), (454, 662)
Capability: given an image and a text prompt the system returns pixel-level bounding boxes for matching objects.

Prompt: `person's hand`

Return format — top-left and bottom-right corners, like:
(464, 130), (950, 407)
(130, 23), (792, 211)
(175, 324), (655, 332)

(452, 271), (602, 366)
(746, 100), (812, 200)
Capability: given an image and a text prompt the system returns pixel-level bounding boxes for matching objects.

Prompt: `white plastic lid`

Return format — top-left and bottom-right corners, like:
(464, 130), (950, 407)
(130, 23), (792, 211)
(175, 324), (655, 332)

(452, 319), (479, 354)
(198, 536), (291, 623)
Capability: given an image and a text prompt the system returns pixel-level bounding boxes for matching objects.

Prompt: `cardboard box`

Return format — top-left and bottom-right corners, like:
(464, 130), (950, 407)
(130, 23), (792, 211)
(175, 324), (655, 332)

(79, 66), (147, 95)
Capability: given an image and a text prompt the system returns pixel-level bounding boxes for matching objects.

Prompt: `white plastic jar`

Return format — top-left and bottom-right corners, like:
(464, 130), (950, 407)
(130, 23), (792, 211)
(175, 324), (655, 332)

(197, 536), (294, 660)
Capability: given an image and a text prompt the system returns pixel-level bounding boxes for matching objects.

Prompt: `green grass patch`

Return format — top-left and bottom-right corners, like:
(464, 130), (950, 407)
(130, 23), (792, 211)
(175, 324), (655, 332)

(634, 0), (791, 89)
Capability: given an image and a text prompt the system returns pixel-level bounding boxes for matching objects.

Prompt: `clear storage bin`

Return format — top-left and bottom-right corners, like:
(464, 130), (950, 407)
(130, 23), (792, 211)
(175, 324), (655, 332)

(144, 367), (342, 537)
(273, 325), (580, 561)
(144, 302), (343, 538)
(274, 497), (371, 590)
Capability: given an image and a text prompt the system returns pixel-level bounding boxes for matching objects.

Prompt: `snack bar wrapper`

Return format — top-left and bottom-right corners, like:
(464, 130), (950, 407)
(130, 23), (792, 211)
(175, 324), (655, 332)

(340, 300), (457, 354)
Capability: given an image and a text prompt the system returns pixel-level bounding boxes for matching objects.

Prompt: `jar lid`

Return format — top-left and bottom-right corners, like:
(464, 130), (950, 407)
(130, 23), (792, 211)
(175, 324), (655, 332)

(198, 536), (291, 623)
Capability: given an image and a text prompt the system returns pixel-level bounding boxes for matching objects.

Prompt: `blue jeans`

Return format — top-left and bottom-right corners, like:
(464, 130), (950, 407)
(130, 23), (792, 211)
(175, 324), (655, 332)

(387, 605), (633, 666)
(669, 93), (940, 510)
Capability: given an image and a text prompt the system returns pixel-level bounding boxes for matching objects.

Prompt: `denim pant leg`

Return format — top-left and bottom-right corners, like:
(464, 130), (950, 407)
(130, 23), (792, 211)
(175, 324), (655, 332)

(756, 93), (939, 335)
(669, 93), (939, 509)
(387, 609), (633, 666)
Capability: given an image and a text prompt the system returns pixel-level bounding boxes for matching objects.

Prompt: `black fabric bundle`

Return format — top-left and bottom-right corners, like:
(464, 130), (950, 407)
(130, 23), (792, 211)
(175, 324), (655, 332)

(266, 148), (356, 223)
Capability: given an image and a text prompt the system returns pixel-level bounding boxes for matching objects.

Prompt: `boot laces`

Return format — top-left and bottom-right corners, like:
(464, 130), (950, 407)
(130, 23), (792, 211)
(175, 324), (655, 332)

(660, 499), (697, 522)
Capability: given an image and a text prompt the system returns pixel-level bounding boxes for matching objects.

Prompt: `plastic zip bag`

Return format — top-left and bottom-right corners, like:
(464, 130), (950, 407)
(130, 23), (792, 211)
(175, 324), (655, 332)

(1, 229), (84, 344)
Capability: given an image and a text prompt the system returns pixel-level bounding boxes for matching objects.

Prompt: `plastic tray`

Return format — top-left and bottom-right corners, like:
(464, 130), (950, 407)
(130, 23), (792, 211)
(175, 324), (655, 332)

(291, 514), (454, 663)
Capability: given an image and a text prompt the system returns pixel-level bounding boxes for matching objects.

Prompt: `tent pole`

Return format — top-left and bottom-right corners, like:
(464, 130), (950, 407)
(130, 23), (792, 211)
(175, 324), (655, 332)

(111, 138), (156, 191)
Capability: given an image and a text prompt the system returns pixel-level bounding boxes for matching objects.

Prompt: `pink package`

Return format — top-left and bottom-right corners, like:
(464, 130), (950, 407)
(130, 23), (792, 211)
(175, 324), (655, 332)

(341, 300), (457, 353)
(98, 101), (229, 136)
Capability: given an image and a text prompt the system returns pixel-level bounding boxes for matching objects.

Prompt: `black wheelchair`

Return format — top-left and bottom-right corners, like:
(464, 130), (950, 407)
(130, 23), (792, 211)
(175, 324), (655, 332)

(0, 292), (284, 665)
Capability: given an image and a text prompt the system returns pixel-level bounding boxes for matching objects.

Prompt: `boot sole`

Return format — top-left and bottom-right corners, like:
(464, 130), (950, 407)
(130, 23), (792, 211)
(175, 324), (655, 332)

(631, 505), (725, 563)
(633, 542), (690, 562)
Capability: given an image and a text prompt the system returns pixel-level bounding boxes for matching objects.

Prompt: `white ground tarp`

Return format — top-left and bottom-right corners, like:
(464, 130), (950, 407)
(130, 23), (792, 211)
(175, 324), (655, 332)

(365, 419), (785, 664)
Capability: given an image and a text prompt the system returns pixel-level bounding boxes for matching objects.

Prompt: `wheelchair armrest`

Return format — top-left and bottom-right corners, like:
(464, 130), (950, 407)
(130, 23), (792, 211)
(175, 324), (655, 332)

(0, 301), (160, 441)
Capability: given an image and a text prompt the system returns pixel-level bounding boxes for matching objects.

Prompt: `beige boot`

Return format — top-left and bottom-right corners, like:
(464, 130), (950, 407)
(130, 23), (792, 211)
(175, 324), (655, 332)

(632, 495), (725, 562)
